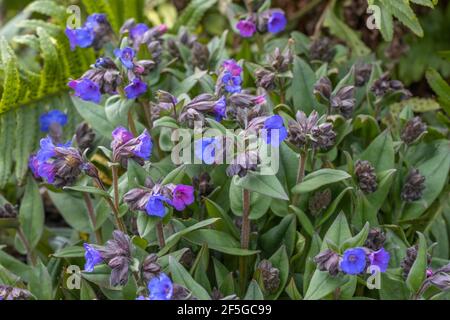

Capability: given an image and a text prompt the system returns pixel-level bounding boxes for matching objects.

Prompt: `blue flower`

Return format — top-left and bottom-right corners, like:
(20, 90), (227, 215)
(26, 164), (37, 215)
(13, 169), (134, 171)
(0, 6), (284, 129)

(39, 110), (68, 132)
(194, 138), (218, 165)
(125, 78), (148, 99)
(264, 115), (288, 146)
(68, 78), (101, 103)
(65, 27), (94, 50)
(148, 273), (173, 300)
(222, 72), (242, 93)
(131, 130), (152, 160)
(130, 23), (149, 42)
(114, 47), (135, 69)
(36, 137), (57, 163)
(83, 243), (102, 272)
(340, 248), (367, 275)
(85, 13), (107, 29)
(267, 12), (287, 34)
(369, 248), (390, 273)
(213, 96), (227, 121)
(146, 194), (171, 217)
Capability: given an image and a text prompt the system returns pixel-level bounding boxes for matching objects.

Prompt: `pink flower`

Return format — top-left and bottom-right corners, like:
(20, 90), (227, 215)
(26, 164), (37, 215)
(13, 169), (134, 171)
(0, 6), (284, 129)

(236, 19), (256, 38)
(172, 185), (194, 211)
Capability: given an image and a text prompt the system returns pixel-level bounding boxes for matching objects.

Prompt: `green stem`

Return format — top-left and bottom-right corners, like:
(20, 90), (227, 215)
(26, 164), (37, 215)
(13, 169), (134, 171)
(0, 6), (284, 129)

(17, 227), (36, 266)
(110, 166), (127, 233)
(128, 110), (138, 136)
(82, 193), (103, 244)
(239, 188), (251, 296)
(292, 150), (307, 206)
(156, 221), (166, 249)
(142, 101), (153, 130)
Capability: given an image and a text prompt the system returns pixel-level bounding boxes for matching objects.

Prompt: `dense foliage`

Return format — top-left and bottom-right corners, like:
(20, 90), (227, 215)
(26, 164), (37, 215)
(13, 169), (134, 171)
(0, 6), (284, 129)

(0, 0), (449, 300)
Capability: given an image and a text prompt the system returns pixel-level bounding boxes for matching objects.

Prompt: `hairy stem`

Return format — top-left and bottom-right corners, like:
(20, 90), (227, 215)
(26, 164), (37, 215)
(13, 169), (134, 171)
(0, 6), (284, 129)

(239, 188), (251, 295)
(292, 150), (307, 205)
(141, 101), (153, 130)
(82, 193), (103, 244)
(128, 110), (138, 136)
(17, 228), (36, 266)
(108, 167), (127, 233)
(156, 221), (166, 249)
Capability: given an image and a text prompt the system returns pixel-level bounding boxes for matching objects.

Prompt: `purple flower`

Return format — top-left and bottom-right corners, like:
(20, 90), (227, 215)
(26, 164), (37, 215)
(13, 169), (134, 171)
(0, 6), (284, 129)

(85, 13), (108, 29)
(131, 130), (152, 160)
(39, 110), (68, 132)
(222, 72), (242, 93)
(84, 243), (103, 272)
(236, 19), (256, 38)
(68, 78), (101, 103)
(340, 248), (367, 275)
(369, 248), (390, 273)
(130, 23), (149, 42)
(213, 96), (227, 121)
(111, 127), (152, 162)
(148, 272), (173, 300)
(65, 27), (94, 50)
(264, 115), (288, 146)
(114, 47), (135, 69)
(267, 12), (287, 34)
(36, 137), (58, 163)
(172, 185), (195, 211)
(222, 59), (242, 77)
(28, 155), (40, 178)
(145, 194), (171, 217)
(125, 78), (148, 99)
(195, 138), (218, 165)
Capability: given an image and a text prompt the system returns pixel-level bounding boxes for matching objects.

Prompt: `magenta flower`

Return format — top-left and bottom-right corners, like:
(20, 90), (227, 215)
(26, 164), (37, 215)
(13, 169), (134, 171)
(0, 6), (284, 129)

(172, 185), (195, 211)
(236, 19), (256, 38)
(369, 248), (390, 273)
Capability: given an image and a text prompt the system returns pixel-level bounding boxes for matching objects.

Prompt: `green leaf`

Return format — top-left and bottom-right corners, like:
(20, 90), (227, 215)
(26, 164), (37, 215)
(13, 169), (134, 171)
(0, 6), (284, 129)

(291, 56), (323, 114)
(266, 245), (290, 300)
(14, 107), (38, 184)
(316, 187), (353, 227)
(168, 256), (211, 300)
(244, 280), (264, 300)
(153, 116), (180, 129)
(28, 260), (53, 300)
(292, 169), (351, 194)
(63, 185), (112, 199)
(290, 206), (315, 238)
(321, 212), (352, 251)
(159, 218), (220, 255)
(47, 191), (92, 232)
(18, 176), (44, 249)
(229, 181), (272, 220)
(52, 246), (85, 258)
(184, 229), (259, 256)
(104, 95), (134, 127)
(0, 111), (15, 187)
(0, 249), (32, 282)
(204, 198), (240, 240)
(341, 222), (370, 252)
(285, 277), (302, 300)
(304, 271), (347, 300)
(234, 172), (289, 201)
(359, 130), (395, 172)
(260, 214), (297, 257)
(406, 232), (428, 294)
(72, 96), (115, 138)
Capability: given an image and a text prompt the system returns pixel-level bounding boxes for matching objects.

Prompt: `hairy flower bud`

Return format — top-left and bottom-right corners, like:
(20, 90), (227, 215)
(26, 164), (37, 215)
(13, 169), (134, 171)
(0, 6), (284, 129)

(0, 285), (32, 300)
(308, 189), (332, 215)
(310, 122), (336, 151)
(268, 47), (292, 73)
(364, 228), (386, 251)
(75, 122), (96, 151)
(226, 151), (259, 178)
(355, 160), (377, 194)
(0, 203), (18, 218)
(309, 37), (336, 62)
(82, 57), (122, 95)
(401, 245), (432, 279)
(191, 42), (210, 70)
(192, 172), (214, 197)
(99, 230), (132, 286)
(401, 117), (427, 145)
(371, 73), (411, 98)
(401, 169), (426, 203)
(314, 249), (341, 276)
(257, 260), (280, 293)
(142, 254), (162, 281)
(255, 68), (276, 91)
(314, 77), (332, 102)
(355, 62), (372, 87)
(179, 108), (205, 128)
(330, 86), (356, 118)
(228, 93), (265, 109)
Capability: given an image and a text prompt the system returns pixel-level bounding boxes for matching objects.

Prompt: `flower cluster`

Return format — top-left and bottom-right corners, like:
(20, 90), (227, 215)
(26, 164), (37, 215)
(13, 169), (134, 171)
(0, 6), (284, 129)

(236, 9), (287, 38)
(66, 13), (113, 50)
(314, 77), (356, 118)
(124, 180), (195, 217)
(111, 127), (152, 167)
(314, 229), (391, 276)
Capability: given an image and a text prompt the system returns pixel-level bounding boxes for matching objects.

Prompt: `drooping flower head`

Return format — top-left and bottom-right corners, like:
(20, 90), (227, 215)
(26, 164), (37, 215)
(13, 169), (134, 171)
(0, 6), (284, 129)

(125, 78), (148, 99)
(65, 13), (112, 50)
(263, 115), (288, 146)
(39, 110), (68, 132)
(236, 19), (257, 38)
(68, 78), (102, 103)
(369, 248), (390, 273)
(84, 243), (103, 272)
(114, 47), (136, 69)
(148, 273), (173, 300)
(171, 185), (195, 211)
(111, 127), (152, 165)
(267, 11), (287, 34)
(340, 247), (367, 275)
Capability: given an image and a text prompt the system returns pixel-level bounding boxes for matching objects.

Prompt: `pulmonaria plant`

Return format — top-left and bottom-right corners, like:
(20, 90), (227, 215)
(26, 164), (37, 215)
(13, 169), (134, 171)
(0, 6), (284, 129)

(236, 9), (287, 38)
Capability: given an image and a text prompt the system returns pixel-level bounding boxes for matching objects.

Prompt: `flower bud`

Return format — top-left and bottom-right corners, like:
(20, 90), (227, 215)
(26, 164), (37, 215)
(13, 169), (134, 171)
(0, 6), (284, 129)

(401, 245), (432, 278)
(401, 169), (426, 203)
(314, 77), (332, 102)
(0, 285), (32, 300)
(192, 172), (214, 197)
(191, 42), (210, 70)
(142, 254), (162, 281)
(314, 249), (341, 276)
(255, 68), (276, 91)
(401, 117), (427, 145)
(0, 203), (18, 218)
(355, 160), (377, 194)
(75, 122), (96, 151)
(257, 260), (280, 293)
(308, 189), (331, 215)
(330, 86), (355, 119)
(364, 228), (386, 251)
(309, 37), (336, 62)
(355, 62), (372, 87)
